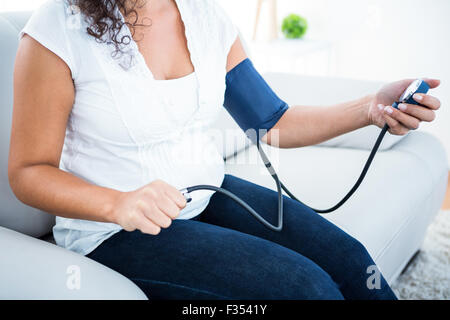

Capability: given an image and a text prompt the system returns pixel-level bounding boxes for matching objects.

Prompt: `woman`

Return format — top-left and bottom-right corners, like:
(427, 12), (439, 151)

(9, 0), (440, 299)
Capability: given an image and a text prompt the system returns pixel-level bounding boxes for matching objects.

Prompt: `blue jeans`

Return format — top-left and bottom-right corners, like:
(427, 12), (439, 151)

(87, 174), (397, 300)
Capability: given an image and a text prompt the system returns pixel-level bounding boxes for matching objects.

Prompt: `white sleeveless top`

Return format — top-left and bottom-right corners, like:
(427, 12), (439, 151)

(20, 0), (238, 255)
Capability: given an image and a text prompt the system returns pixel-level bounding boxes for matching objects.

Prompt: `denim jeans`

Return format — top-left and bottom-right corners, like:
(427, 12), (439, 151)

(87, 174), (397, 300)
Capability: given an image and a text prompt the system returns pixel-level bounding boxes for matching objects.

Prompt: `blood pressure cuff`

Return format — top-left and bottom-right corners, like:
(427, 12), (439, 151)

(224, 58), (289, 142)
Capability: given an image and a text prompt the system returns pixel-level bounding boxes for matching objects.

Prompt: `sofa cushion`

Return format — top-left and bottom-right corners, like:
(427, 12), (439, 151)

(0, 226), (147, 299)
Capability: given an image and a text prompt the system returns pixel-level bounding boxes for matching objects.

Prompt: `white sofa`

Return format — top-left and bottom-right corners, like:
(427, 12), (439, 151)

(0, 11), (448, 299)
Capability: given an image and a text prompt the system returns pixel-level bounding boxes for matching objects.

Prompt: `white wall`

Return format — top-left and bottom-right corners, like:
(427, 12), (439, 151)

(0, 0), (46, 11)
(221, 0), (450, 166)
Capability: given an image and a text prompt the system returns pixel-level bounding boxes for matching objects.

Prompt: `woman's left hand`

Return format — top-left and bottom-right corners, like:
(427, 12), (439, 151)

(368, 78), (441, 135)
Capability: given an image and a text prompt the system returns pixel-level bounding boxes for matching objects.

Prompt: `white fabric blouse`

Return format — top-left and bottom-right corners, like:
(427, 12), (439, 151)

(20, 0), (238, 255)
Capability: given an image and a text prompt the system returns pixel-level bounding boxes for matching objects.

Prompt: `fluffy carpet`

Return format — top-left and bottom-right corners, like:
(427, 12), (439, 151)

(392, 210), (450, 300)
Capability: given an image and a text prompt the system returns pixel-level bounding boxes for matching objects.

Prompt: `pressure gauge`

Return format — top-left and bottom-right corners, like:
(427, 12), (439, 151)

(399, 79), (423, 103)
(393, 79), (429, 109)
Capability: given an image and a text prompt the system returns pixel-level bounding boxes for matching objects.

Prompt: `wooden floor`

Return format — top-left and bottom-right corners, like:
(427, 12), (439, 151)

(443, 173), (450, 210)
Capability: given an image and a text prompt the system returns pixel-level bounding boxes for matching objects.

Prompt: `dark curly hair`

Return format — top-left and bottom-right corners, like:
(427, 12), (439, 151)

(73, 0), (150, 59)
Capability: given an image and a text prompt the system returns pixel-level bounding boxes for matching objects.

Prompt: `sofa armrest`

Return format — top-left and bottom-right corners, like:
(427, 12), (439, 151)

(393, 131), (449, 198)
(0, 227), (147, 300)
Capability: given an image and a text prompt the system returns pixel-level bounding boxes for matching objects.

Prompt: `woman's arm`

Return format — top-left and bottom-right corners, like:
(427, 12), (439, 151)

(263, 96), (372, 148)
(266, 79), (440, 148)
(9, 36), (186, 235)
(226, 38), (440, 149)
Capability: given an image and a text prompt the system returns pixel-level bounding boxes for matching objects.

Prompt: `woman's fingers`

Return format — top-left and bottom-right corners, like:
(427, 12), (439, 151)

(139, 199), (173, 229)
(382, 113), (409, 135)
(412, 93), (441, 110)
(155, 195), (181, 221)
(152, 179), (187, 210)
(423, 78), (441, 89)
(379, 89), (440, 134)
(164, 186), (187, 210)
(132, 207), (162, 235)
(115, 179), (185, 234)
(397, 103), (436, 122)
(383, 105), (420, 130)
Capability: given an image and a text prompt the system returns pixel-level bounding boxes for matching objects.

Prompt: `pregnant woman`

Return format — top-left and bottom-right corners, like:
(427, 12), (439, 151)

(9, 0), (440, 299)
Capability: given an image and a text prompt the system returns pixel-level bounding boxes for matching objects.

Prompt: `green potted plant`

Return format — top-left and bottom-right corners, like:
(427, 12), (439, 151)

(282, 14), (308, 39)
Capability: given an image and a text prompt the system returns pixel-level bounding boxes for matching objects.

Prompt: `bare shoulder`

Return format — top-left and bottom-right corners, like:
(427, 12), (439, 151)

(15, 34), (73, 90)
(226, 37), (247, 72)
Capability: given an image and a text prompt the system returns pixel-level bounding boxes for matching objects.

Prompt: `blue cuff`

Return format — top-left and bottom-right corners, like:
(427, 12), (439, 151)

(224, 58), (289, 141)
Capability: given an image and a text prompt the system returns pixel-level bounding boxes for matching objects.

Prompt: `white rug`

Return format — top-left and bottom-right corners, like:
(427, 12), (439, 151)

(392, 210), (450, 300)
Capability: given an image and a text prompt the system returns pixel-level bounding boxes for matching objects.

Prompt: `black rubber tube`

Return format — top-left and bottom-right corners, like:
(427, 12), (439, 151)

(265, 124), (389, 213)
(186, 184), (283, 231)
(184, 124), (390, 231)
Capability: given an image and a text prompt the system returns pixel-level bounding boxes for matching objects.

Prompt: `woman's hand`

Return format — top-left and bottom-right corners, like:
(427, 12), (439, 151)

(112, 180), (187, 235)
(368, 79), (441, 135)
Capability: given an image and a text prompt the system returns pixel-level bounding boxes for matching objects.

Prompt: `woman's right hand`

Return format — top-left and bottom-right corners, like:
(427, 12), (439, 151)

(112, 180), (187, 235)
